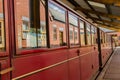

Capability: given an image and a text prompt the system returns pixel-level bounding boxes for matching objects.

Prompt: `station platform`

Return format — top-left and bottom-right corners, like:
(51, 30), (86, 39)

(97, 47), (120, 80)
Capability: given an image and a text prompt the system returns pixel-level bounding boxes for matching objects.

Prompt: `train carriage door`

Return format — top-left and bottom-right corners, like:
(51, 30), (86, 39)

(0, 0), (12, 80)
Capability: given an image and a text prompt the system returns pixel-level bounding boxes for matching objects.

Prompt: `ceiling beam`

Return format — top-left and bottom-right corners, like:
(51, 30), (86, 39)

(95, 22), (120, 29)
(74, 6), (120, 21)
(67, 0), (96, 22)
(95, 22), (120, 32)
(105, 4), (113, 22)
(84, 0), (102, 20)
(91, 17), (120, 26)
(87, 0), (120, 6)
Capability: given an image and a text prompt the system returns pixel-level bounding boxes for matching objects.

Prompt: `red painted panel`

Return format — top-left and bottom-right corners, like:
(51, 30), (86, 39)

(69, 59), (81, 80)
(101, 43), (113, 67)
(12, 49), (69, 80)
(0, 59), (10, 80)
(80, 46), (93, 80)
(91, 49), (99, 74)
(80, 53), (92, 80)
(68, 48), (81, 80)
(22, 63), (69, 80)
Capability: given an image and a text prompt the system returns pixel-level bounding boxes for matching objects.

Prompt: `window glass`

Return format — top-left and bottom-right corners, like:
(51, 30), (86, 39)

(86, 23), (91, 45)
(80, 20), (85, 46)
(91, 26), (95, 45)
(15, 0), (36, 49)
(104, 34), (107, 43)
(49, 2), (67, 47)
(69, 13), (79, 46)
(94, 27), (97, 44)
(38, 0), (47, 47)
(102, 32), (104, 44)
(91, 26), (97, 45)
(15, 0), (47, 49)
(53, 25), (57, 40)
(100, 31), (103, 44)
(0, 0), (5, 51)
(69, 28), (73, 40)
(106, 35), (111, 44)
(103, 33), (105, 43)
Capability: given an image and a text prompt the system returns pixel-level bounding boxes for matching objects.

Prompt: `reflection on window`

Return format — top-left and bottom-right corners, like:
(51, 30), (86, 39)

(91, 26), (95, 45)
(103, 33), (105, 43)
(86, 23), (91, 45)
(69, 28), (73, 40)
(0, 0), (5, 51)
(100, 31), (103, 44)
(15, 0), (36, 49)
(15, 0), (47, 49)
(38, 0), (47, 47)
(69, 13), (79, 45)
(94, 27), (97, 44)
(104, 34), (106, 43)
(22, 21), (29, 40)
(53, 25), (57, 40)
(74, 31), (77, 40)
(49, 2), (67, 47)
(80, 20), (85, 46)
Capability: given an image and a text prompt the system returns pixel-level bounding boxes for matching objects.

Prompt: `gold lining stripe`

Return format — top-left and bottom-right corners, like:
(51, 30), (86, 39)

(80, 51), (95, 57)
(0, 67), (13, 75)
(12, 51), (94, 80)
(12, 56), (79, 80)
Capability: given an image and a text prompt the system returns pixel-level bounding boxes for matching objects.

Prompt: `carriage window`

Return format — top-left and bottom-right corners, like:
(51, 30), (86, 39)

(15, 0), (36, 49)
(0, 0), (5, 51)
(69, 13), (79, 46)
(86, 23), (91, 45)
(104, 34), (107, 43)
(69, 28), (73, 40)
(100, 31), (103, 44)
(103, 33), (105, 43)
(80, 20), (85, 46)
(49, 2), (67, 48)
(94, 27), (97, 44)
(15, 0), (47, 49)
(91, 26), (95, 45)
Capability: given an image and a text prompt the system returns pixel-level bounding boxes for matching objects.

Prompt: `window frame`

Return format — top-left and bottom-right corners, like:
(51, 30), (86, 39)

(79, 19), (86, 47)
(13, 0), (68, 55)
(0, 0), (9, 56)
(14, 0), (46, 55)
(68, 12), (80, 47)
(85, 23), (92, 46)
(48, 1), (68, 48)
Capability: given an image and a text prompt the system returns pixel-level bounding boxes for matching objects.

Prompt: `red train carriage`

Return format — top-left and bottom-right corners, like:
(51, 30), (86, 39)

(0, 0), (115, 80)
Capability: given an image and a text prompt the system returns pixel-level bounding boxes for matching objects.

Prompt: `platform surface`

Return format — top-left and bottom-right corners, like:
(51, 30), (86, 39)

(97, 47), (120, 80)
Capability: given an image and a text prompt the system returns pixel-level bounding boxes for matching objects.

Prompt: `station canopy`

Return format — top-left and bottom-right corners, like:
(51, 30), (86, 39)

(58, 0), (120, 32)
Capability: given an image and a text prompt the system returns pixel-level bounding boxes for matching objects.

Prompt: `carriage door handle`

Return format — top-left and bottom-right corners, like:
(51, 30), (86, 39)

(77, 50), (80, 56)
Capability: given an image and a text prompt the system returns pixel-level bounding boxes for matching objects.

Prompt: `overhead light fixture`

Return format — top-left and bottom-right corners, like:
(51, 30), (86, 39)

(88, 1), (106, 8)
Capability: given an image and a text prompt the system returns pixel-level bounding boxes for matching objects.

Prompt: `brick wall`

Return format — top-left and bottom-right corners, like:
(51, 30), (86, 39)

(0, 0), (3, 13)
